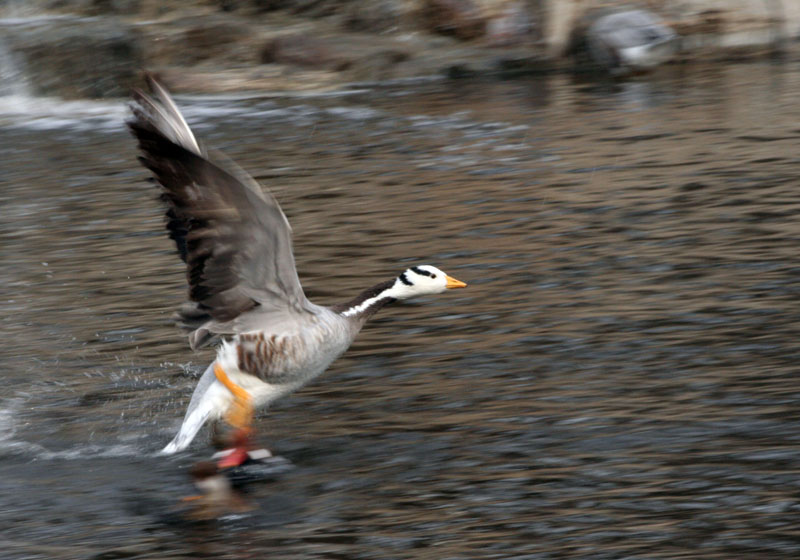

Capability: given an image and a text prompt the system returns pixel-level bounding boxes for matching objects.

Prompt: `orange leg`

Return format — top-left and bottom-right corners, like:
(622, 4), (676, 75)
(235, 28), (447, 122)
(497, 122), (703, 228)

(213, 363), (253, 432)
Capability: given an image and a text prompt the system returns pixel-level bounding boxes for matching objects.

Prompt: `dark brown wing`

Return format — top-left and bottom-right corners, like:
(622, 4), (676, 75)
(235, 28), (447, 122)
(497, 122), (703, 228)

(128, 77), (311, 331)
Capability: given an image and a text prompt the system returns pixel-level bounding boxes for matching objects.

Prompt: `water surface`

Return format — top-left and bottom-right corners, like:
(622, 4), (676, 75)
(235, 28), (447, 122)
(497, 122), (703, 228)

(3, 61), (800, 558)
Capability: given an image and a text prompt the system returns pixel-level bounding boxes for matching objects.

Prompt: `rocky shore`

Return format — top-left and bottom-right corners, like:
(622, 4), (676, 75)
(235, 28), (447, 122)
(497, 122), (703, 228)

(0, 0), (797, 97)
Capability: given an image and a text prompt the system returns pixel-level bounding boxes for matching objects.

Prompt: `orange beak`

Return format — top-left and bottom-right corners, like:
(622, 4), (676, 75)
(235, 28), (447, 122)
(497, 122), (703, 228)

(445, 275), (467, 289)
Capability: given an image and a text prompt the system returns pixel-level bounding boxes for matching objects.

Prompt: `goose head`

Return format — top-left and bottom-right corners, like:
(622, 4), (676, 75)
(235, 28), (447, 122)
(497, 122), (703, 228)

(392, 265), (467, 300)
(338, 265), (467, 318)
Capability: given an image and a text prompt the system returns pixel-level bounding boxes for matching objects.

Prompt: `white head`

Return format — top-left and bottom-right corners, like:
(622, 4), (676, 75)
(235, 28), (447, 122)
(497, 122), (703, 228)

(390, 265), (467, 300)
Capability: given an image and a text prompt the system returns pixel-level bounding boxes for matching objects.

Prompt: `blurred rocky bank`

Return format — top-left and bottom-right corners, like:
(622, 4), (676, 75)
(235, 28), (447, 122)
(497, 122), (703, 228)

(1, 0), (799, 98)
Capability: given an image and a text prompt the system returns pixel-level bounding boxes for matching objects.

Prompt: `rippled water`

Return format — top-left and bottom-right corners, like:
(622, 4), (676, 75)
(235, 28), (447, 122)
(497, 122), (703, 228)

(4, 61), (800, 559)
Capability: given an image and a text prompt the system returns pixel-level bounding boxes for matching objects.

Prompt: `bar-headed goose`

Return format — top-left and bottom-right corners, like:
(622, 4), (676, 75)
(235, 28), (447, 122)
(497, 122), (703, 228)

(128, 76), (467, 463)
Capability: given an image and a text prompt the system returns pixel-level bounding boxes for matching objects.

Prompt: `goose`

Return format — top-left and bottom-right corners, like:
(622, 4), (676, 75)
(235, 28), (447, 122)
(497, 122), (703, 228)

(128, 76), (467, 463)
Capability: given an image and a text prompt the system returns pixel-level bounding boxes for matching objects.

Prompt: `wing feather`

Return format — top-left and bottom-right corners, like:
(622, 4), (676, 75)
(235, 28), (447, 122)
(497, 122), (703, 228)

(128, 76), (311, 342)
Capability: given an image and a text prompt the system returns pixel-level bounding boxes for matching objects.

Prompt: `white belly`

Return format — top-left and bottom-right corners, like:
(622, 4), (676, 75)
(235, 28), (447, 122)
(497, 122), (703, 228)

(162, 312), (354, 454)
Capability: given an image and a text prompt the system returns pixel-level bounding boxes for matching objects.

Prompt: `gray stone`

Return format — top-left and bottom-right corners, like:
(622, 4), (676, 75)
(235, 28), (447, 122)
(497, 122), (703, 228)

(566, 8), (678, 75)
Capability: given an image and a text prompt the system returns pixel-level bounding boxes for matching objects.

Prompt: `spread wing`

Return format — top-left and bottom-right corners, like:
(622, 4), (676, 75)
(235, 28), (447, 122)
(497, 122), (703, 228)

(128, 75), (312, 347)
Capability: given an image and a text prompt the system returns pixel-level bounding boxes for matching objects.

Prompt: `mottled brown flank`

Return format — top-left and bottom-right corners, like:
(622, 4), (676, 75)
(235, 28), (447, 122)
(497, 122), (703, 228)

(236, 332), (297, 383)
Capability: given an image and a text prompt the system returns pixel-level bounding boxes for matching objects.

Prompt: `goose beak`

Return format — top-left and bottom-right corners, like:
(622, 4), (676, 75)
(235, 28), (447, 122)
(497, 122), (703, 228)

(445, 275), (467, 289)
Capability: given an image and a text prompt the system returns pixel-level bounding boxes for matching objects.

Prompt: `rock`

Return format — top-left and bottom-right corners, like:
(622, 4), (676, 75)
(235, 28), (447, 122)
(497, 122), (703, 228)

(420, 0), (486, 41)
(343, 48), (410, 81)
(342, 0), (405, 34)
(183, 20), (253, 62)
(86, 0), (144, 15)
(259, 33), (353, 70)
(212, 0), (288, 13)
(441, 47), (551, 80)
(15, 0), (187, 17)
(1, 17), (142, 98)
(486, 1), (536, 47)
(567, 9), (678, 75)
(259, 31), (414, 80)
(135, 12), (260, 67)
(287, 0), (349, 18)
(491, 52), (551, 76)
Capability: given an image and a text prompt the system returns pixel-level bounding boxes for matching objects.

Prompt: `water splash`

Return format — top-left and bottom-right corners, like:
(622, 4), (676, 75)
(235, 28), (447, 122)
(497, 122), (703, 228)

(35, 443), (145, 461)
(0, 399), (20, 444)
(0, 398), (50, 458)
(0, 95), (129, 131)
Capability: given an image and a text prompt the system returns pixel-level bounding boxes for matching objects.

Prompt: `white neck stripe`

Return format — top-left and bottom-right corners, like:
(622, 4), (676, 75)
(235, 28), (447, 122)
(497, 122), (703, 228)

(341, 282), (401, 317)
(342, 294), (389, 317)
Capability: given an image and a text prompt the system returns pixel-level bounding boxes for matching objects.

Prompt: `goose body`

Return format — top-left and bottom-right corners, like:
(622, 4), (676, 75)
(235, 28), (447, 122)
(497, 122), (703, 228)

(128, 77), (466, 455)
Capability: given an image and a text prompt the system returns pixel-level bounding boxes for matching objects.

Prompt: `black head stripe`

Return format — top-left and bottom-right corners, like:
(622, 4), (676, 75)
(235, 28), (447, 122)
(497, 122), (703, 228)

(399, 272), (413, 286)
(411, 266), (433, 277)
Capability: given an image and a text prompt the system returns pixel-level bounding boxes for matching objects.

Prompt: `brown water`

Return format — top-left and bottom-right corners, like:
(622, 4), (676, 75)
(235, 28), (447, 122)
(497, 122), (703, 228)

(3, 61), (800, 559)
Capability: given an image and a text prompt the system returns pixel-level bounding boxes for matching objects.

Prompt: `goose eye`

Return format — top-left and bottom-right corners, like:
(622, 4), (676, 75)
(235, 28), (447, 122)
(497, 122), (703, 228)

(431, 274), (437, 279)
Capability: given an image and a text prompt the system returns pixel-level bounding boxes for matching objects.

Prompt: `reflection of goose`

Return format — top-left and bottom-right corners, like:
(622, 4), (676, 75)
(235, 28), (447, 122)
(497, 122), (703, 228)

(184, 461), (250, 518)
(128, 77), (467, 462)
(586, 9), (678, 73)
